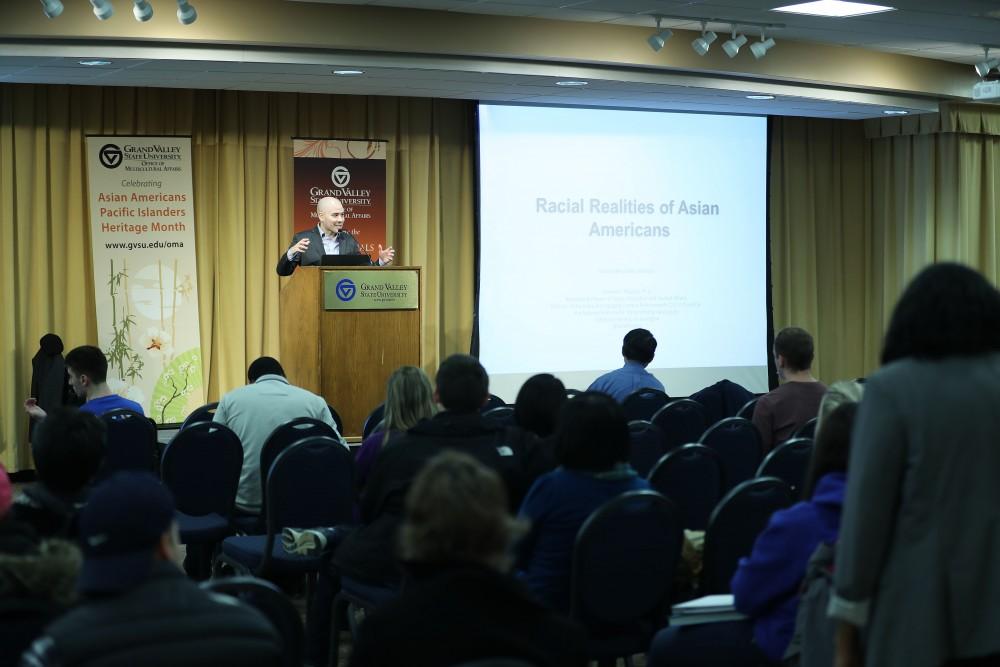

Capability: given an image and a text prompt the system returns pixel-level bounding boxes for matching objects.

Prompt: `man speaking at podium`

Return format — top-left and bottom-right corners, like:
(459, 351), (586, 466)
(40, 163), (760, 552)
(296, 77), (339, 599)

(276, 196), (395, 276)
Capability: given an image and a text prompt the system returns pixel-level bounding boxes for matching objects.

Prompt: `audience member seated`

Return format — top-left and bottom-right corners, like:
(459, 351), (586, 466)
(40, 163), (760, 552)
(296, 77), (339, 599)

(24, 345), (144, 421)
(213, 356), (346, 517)
(349, 450), (587, 667)
(517, 391), (650, 611)
(354, 366), (437, 493)
(831, 263), (1000, 667)
(21, 471), (282, 667)
(11, 407), (105, 539)
(752, 327), (826, 451)
(334, 354), (521, 587)
(647, 395), (859, 667)
(0, 462), (80, 666)
(299, 356), (520, 666)
(588, 328), (666, 402)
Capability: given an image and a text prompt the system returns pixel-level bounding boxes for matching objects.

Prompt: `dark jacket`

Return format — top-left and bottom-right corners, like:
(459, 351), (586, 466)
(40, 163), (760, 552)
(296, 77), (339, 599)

(9, 485), (85, 541)
(0, 519), (79, 667)
(349, 562), (587, 667)
(333, 411), (520, 585)
(275, 227), (368, 276)
(730, 472), (845, 662)
(20, 562), (282, 667)
(688, 379), (755, 426)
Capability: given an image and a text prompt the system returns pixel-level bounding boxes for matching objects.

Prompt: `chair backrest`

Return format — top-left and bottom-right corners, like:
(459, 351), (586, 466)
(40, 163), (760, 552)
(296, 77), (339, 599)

(792, 417), (818, 440)
(481, 394), (506, 412)
(570, 490), (683, 632)
(757, 437), (814, 494)
(362, 403), (386, 439)
(99, 408), (157, 478)
(259, 417), (339, 513)
(162, 422), (243, 517)
(651, 399), (709, 451)
(483, 405), (516, 427)
(565, 389), (583, 399)
(698, 416), (764, 492)
(180, 402), (219, 430)
(201, 576), (303, 667)
(265, 436), (355, 536)
(627, 420), (667, 478)
(647, 444), (724, 531)
(701, 477), (794, 594)
(622, 388), (670, 423)
(326, 404), (344, 435)
(736, 397), (759, 420)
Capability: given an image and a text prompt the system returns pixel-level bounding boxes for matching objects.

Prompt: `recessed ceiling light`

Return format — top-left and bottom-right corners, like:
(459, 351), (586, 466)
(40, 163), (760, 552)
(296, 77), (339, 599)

(772, 1), (895, 17)
(332, 69), (364, 76)
(747, 94), (776, 100)
(882, 109), (908, 115)
(79, 60), (112, 66)
(555, 80), (588, 87)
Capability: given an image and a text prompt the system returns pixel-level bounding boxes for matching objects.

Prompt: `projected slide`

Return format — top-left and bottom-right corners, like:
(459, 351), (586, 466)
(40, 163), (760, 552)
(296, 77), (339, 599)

(477, 104), (769, 401)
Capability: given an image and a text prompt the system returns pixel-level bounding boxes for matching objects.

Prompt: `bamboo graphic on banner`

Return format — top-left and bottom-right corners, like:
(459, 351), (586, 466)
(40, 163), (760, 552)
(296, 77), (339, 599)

(106, 259), (144, 384)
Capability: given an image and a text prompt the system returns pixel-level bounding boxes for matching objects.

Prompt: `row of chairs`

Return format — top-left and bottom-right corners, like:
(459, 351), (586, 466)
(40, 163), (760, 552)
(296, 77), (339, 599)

(643, 435), (812, 531)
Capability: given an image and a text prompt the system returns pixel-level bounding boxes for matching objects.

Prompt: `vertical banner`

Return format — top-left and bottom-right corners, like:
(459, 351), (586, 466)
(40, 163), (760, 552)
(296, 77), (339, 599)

(85, 137), (204, 423)
(292, 139), (387, 257)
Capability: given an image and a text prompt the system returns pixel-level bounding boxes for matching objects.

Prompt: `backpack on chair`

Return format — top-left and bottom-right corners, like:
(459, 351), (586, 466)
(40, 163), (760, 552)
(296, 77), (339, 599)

(784, 541), (837, 667)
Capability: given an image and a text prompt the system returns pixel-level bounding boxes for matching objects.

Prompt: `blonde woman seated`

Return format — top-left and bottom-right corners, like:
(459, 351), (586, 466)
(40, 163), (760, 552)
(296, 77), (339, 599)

(349, 450), (587, 667)
(355, 366), (437, 492)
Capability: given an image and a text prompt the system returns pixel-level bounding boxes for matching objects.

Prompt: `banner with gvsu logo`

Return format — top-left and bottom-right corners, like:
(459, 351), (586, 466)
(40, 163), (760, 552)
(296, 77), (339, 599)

(292, 138), (388, 258)
(85, 136), (204, 423)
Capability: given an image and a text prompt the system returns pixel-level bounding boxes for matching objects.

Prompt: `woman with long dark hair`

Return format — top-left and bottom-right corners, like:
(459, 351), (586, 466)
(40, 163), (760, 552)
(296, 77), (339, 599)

(831, 263), (1000, 667)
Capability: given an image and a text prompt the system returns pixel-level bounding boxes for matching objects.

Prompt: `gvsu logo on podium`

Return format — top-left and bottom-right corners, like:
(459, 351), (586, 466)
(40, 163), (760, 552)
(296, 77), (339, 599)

(99, 144), (123, 169)
(336, 278), (357, 302)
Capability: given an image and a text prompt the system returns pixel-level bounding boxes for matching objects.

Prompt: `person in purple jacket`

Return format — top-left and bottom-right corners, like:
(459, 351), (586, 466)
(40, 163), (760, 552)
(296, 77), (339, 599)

(648, 399), (858, 666)
(355, 366), (437, 493)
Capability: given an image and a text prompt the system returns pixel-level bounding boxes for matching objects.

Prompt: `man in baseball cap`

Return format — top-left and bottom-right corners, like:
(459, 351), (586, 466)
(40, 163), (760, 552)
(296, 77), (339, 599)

(21, 472), (282, 667)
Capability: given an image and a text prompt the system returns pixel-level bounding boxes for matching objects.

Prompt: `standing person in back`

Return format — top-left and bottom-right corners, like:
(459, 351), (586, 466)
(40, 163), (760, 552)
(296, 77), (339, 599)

(588, 328), (666, 402)
(831, 263), (1000, 667)
(24, 346), (144, 421)
(753, 327), (826, 452)
(212, 356), (346, 517)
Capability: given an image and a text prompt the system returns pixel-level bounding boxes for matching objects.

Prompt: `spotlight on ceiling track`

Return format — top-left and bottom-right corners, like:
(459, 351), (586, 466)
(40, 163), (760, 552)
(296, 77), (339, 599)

(90, 0), (113, 20)
(647, 17), (673, 52)
(177, 0), (198, 24)
(750, 32), (776, 59)
(133, 0), (153, 21)
(691, 22), (718, 56)
(40, 0), (64, 18)
(722, 30), (748, 58)
(975, 48), (1000, 77)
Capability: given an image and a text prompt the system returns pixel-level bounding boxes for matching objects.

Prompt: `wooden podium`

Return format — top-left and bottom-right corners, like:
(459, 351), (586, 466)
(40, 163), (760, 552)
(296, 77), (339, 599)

(279, 266), (421, 439)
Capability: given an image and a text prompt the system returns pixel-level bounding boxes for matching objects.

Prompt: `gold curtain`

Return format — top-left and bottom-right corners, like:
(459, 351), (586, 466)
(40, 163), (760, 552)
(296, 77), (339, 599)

(771, 103), (1000, 385)
(0, 84), (475, 471)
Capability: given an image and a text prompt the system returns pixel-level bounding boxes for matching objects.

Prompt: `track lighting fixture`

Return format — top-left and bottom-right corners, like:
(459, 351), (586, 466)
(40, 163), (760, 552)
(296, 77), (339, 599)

(39, 0), (64, 17)
(177, 0), (197, 24)
(691, 22), (718, 56)
(647, 17), (673, 53)
(90, 0), (113, 20)
(750, 31), (776, 59)
(133, 0), (153, 21)
(975, 48), (1000, 77)
(722, 30), (748, 58)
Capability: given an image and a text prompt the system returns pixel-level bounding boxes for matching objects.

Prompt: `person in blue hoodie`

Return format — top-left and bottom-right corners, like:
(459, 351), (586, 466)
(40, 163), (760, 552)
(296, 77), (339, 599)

(648, 395), (859, 666)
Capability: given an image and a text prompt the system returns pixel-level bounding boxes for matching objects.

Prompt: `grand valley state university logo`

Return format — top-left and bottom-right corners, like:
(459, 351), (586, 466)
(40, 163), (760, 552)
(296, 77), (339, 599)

(99, 144), (123, 169)
(336, 278), (357, 302)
